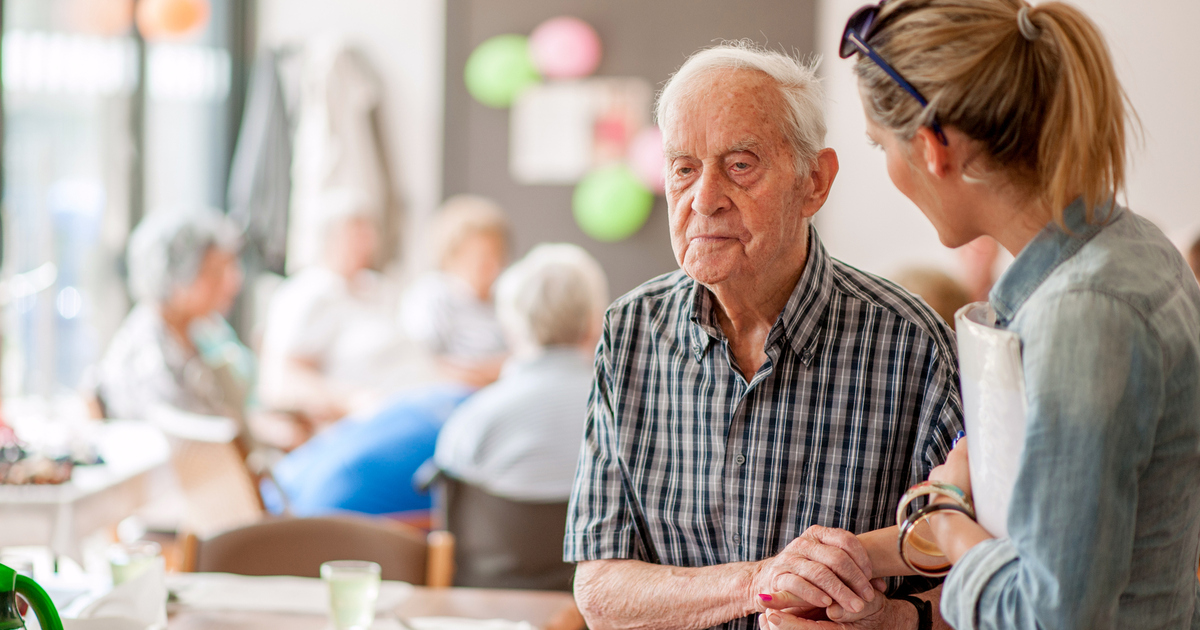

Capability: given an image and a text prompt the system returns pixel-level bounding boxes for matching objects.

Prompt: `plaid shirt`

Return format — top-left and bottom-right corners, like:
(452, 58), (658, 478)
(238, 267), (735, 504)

(565, 229), (963, 630)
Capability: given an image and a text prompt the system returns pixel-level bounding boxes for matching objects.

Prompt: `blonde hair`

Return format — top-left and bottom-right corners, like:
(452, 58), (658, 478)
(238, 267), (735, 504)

(855, 0), (1137, 224)
(656, 41), (826, 175)
(430, 195), (511, 270)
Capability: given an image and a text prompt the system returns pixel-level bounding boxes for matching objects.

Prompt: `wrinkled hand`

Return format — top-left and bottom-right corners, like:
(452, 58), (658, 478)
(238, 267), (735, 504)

(758, 590), (915, 630)
(928, 436), (971, 497)
(751, 526), (879, 618)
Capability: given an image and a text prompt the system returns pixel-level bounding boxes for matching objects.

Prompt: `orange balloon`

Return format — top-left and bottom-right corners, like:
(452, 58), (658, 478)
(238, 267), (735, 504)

(135, 0), (210, 41)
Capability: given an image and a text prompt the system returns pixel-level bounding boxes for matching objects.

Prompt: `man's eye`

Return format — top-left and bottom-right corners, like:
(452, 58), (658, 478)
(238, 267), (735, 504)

(732, 162), (750, 171)
(676, 167), (694, 176)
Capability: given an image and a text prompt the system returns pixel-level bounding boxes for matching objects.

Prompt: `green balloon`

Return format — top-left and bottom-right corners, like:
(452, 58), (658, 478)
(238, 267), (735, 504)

(464, 34), (541, 108)
(573, 165), (655, 242)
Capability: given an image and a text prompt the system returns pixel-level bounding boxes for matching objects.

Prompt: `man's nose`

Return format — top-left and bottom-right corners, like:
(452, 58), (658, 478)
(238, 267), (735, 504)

(691, 167), (729, 217)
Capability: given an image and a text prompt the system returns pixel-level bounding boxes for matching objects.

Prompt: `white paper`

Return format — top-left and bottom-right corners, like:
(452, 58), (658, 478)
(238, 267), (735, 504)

(955, 302), (1027, 538)
(165, 573), (412, 615)
(77, 558), (167, 630)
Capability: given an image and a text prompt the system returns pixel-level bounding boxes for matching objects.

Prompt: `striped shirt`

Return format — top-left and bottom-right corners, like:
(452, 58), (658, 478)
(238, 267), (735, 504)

(564, 228), (963, 630)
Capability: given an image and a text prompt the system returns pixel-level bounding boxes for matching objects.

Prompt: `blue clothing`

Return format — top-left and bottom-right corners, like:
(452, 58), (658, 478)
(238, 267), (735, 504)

(263, 385), (472, 516)
(942, 200), (1200, 630)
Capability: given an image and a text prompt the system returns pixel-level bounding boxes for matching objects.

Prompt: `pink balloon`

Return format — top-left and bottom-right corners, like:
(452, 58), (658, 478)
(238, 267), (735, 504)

(628, 126), (665, 194)
(529, 16), (602, 79)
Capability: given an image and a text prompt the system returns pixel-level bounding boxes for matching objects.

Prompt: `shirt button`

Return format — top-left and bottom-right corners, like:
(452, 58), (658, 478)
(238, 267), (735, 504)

(732, 533), (742, 545)
(734, 453), (746, 465)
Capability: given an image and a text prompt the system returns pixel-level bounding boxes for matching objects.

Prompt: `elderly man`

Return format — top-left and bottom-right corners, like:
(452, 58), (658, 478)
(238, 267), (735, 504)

(565, 44), (962, 630)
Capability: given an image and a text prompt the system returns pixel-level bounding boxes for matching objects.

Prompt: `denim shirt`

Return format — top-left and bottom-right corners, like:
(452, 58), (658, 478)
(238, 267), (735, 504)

(942, 200), (1200, 630)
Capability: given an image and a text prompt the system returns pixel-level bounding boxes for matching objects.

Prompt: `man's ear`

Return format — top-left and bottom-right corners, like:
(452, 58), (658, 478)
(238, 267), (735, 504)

(914, 127), (950, 178)
(801, 148), (839, 219)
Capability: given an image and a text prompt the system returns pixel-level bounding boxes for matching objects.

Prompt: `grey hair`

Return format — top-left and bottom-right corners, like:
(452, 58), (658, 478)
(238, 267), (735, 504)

(127, 207), (241, 302)
(655, 41), (827, 175)
(494, 243), (609, 350)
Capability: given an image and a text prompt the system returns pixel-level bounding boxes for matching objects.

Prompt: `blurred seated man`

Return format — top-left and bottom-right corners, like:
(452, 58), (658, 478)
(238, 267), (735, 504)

(431, 244), (607, 590)
(892, 267), (971, 330)
(259, 190), (432, 425)
(401, 195), (510, 387)
(99, 207), (251, 440)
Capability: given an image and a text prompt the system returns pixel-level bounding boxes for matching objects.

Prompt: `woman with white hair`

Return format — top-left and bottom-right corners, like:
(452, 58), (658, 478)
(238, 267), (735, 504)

(98, 207), (251, 433)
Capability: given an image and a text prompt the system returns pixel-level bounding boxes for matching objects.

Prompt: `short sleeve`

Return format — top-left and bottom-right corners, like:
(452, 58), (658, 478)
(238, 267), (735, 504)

(564, 316), (639, 562)
(262, 272), (342, 362)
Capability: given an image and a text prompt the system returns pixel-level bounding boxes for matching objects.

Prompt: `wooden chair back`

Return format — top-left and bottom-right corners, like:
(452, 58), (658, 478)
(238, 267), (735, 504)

(183, 515), (454, 587)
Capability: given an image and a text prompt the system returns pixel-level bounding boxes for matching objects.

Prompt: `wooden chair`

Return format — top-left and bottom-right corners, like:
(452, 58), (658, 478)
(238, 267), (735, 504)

(181, 515), (454, 587)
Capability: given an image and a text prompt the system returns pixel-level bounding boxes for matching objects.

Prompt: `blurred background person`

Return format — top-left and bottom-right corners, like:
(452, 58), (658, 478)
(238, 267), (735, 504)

(892, 267), (971, 330)
(401, 195), (510, 387)
(432, 242), (608, 591)
(97, 207), (250, 440)
(258, 189), (431, 428)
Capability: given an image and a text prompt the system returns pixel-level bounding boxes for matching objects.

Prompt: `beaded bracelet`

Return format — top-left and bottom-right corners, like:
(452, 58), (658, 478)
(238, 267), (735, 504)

(897, 502), (975, 577)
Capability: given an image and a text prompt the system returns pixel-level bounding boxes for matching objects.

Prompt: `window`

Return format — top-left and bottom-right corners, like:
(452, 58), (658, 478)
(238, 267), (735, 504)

(1, 0), (241, 404)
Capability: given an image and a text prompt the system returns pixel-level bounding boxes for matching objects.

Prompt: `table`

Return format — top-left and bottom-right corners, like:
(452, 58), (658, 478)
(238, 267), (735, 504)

(169, 585), (584, 630)
(0, 421), (171, 559)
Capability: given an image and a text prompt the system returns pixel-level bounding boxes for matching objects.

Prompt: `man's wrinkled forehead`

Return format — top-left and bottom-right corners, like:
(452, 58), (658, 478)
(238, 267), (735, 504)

(662, 68), (786, 155)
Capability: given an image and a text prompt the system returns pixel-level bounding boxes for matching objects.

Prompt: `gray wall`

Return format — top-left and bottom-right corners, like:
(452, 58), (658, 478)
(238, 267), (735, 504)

(443, 0), (818, 298)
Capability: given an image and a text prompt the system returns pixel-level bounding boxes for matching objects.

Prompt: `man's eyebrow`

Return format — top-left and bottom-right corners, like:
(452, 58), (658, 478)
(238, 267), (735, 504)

(664, 148), (690, 161)
(664, 140), (761, 162)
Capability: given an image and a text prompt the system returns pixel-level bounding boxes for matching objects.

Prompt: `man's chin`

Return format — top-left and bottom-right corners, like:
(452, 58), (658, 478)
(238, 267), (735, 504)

(682, 263), (734, 287)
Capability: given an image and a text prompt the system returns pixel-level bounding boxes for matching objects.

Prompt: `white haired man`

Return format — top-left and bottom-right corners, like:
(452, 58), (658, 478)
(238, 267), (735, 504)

(565, 44), (963, 630)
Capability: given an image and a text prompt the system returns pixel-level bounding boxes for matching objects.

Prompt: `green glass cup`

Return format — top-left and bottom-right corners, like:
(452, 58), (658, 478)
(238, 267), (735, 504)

(107, 541), (162, 586)
(321, 560), (381, 630)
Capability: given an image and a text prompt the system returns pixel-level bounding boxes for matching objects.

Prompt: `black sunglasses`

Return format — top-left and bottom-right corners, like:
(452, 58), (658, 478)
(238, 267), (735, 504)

(841, 2), (948, 145)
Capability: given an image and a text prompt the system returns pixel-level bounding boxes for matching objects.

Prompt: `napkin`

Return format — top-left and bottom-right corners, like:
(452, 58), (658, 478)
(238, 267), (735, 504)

(75, 560), (167, 630)
(406, 618), (535, 630)
(165, 573), (412, 615)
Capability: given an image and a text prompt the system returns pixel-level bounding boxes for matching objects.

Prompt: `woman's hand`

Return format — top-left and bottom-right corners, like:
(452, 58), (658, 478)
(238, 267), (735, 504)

(928, 436), (971, 497)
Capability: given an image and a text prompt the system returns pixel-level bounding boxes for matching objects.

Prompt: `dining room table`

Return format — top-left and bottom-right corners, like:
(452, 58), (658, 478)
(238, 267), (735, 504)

(0, 419), (171, 561)
(164, 573), (585, 630)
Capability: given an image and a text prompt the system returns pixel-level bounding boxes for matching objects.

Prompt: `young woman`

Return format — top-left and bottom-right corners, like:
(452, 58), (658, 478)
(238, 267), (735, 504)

(765, 1), (1200, 628)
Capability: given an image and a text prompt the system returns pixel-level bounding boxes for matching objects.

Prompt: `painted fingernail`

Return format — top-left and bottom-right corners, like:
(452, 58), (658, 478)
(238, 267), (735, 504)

(953, 430), (965, 447)
(758, 594), (773, 602)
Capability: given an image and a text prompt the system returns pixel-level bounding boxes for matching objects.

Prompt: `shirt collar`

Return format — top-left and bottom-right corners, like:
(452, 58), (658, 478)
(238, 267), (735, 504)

(687, 226), (832, 365)
(989, 198), (1120, 325)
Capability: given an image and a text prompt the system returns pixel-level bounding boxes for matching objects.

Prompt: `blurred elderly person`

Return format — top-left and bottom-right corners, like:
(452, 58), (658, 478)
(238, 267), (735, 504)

(433, 243), (607, 591)
(401, 195), (510, 387)
(98, 207), (251, 437)
(259, 189), (429, 424)
(435, 243), (607, 501)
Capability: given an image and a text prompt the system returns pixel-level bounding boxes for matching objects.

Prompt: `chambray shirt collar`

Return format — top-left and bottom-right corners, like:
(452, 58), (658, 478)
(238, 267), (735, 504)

(687, 226), (832, 365)
(989, 198), (1120, 326)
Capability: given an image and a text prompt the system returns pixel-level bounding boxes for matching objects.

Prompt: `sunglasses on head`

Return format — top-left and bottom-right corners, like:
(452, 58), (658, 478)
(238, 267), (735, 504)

(841, 2), (948, 145)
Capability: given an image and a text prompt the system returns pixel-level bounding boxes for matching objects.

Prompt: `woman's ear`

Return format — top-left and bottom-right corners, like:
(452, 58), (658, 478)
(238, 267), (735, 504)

(914, 127), (951, 179)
